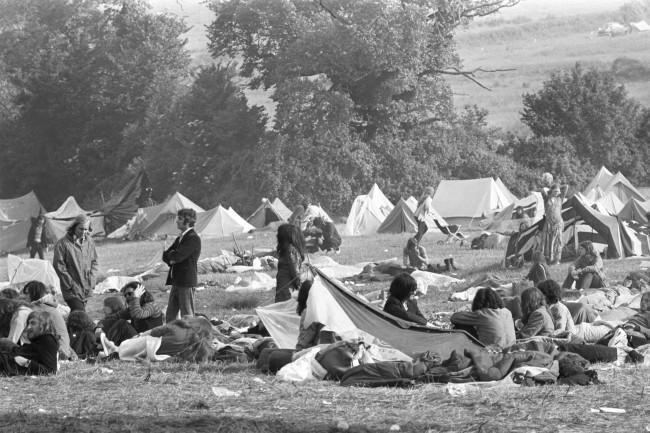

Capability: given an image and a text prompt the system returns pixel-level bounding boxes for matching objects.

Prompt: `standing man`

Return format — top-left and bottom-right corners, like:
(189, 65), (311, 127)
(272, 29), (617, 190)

(162, 208), (201, 323)
(52, 214), (98, 311)
(27, 214), (47, 259)
(414, 186), (435, 243)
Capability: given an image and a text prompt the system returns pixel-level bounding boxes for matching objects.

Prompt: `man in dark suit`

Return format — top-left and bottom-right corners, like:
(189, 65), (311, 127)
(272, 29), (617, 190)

(162, 208), (201, 323)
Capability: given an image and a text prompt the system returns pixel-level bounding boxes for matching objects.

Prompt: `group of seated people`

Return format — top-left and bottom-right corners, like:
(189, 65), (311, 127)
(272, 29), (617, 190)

(0, 280), (226, 376)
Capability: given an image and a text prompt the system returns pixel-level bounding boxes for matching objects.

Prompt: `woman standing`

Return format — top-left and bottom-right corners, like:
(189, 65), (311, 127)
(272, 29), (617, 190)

(275, 224), (306, 302)
(541, 182), (568, 265)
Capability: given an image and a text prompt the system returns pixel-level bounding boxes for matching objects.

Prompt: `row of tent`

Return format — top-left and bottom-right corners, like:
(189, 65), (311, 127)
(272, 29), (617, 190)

(505, 167), (650, 260)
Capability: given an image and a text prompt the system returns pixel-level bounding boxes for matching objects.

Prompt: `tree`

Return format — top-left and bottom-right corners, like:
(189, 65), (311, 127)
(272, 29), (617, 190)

(0, 0), (190, 208)
(521, 63), (644, 180)
(206, 0), (519, 210)
(140, 65), (268, 212)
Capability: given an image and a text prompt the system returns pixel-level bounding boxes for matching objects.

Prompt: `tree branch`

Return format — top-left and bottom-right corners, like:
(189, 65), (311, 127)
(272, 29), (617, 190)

(461, 0), (521, 19)
(419, 66), (516, 91)
(317, 0), (351, 26)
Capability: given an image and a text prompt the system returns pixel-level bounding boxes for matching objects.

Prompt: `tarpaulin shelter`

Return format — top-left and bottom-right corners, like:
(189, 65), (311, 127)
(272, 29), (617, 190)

(618, 198), (650, 225)
(432, 177), (516, 227)
(256, 267), (483, 359)
(128, 192), (204, 239)
(99, 169), (150, 234)
(483, 192), (544, 235)
(344, 184), (394, 236)
(376, 198), (418, 234)
(2, 254), (60, 294)
(44, 196), (105, 241)
(0, 191), (45, 254)
(194, 205), (255, 238)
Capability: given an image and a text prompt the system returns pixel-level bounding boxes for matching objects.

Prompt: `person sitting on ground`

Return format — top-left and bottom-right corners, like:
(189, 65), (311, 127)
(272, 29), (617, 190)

(67, 310), (99, 359)
(0, 311), (59, 376)
(383, 273), (431, 326)
(0, 298), (32, 344)
(537, 279), (575, 336)
(22, 281), (75, 360)
(620, 292), (650, 348)
(403, 237), (455, 273)
(526, 251), (550, 287)
(450, 288), (516, 349)
(310, 217), (342, 253)
(562, 241), (605, 290)
(97, 296), (137, 346)
(516, 287), (554, 339)
(120, 282), (163, 333)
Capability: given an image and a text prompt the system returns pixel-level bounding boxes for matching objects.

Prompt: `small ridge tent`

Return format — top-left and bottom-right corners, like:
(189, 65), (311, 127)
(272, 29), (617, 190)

(128, 192), (204, 239)
(247, 198), (288, 228)
(343, 184), (394, 236)
(483, 192), (544, 235)
(0, 191), (45, 254)
(583, 166), (614, 196)
(271, 198), (293, 221)
(44, 196), (105, 241)
(377, 198), (419, 233)
(194, 205), (255, 238)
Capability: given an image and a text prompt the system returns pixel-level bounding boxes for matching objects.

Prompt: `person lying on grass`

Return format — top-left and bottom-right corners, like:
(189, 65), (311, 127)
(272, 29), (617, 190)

(0, 310), (59, 376)
(450, 288), (516, 349)
(383, 273), (434, 327)
(516, 287), (554, 339)
(100, 316), (225, 363)
(119, 282), (163, 333)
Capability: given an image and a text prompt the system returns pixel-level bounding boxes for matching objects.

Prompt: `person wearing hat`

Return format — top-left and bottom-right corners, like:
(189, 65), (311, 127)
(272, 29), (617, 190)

(52, 214), (98, 312)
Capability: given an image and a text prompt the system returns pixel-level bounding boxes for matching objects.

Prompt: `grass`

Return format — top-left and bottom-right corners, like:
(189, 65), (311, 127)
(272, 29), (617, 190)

(1, 230), (650, 432)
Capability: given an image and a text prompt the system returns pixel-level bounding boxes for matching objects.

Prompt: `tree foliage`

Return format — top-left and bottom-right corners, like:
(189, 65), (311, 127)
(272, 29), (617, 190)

(0, 0), (190, 208)
(520, 63), (648, 186)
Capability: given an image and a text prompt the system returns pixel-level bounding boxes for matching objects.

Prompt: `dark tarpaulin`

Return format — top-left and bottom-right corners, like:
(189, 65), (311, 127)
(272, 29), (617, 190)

(99, 170), (150, 234)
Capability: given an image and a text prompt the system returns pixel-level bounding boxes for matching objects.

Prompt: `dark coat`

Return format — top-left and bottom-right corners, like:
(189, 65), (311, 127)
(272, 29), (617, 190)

(383, 295), (428, 325)
(163, 229), (201, 287)
(10, 334), (59, 375)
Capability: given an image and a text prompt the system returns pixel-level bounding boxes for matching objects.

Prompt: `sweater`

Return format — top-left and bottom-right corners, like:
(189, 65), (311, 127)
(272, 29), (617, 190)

(451, 308), (516, 348)
(383, 295), (427, 325)
(12, 334), (59, 375)
(518, 307), (554, 339)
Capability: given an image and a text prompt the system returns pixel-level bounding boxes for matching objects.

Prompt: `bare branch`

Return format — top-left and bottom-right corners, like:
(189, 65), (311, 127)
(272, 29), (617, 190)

(461, 0), (521, 19)
(419, 66), (517, 91)
(317, 0), (351, 26)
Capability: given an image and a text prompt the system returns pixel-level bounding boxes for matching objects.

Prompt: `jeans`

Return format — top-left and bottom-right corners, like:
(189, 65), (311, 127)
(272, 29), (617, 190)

(414, 219), (428, 243)
(563, 272), (603, 290)
(64, 296), (86, 312)
(29, 243), (44, 259)
(166, 285), (195, 323)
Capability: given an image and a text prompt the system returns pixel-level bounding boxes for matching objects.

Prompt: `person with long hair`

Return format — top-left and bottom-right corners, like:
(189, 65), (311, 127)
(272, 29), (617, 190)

(120, 282), (163, 333)
(540, 181), (568, 265)
(52, 214), (98, 311)
(0, 311), (59, 375)
(67, 311), (99, 359)
(537, 279), (575, 335)
(562, 241), (605, 289)
(0, 298), (32, 344)
(517, 287), (554, 339)
(413, 186), (435, 243)
(22, 281), (75, 360)
(275, 223), (306, 302)
(383, 273), (428, 326)
(450, 288), (516, 348)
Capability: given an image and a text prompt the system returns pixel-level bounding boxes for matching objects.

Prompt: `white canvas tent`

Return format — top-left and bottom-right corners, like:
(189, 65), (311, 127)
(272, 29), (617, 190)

(271, 198), (293, 221)
(128, 192), (204, 239)
(593, 192), (625, 216)
(377, 198), (418, 233)
(431, 177), (516, 227)
(405, 196), (418, 213)
(45, 196), (105, 240)
(583, 166), (614, 195)
(194, 205), (255, 238)
(247, 198), (289, 228)
(343, 184), (394, 236)
(601, 172), (646, 203)
(483, 192), (544, 235)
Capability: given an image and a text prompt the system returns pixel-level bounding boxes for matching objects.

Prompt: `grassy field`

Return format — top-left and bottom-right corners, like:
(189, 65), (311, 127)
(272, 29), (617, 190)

(2, 230), (650, 432)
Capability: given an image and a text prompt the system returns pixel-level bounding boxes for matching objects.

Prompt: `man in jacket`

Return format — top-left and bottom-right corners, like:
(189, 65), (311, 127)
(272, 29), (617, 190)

(52, 214), (98, 312)
(162, 208), (201, 323)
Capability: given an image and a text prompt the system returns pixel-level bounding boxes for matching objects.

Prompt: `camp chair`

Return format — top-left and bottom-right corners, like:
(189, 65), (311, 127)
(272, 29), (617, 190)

(434, 220), (467, 246)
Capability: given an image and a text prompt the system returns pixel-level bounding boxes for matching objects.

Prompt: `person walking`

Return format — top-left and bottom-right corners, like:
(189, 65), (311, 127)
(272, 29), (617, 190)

(52, 214), (98, 312)
(414, 186), (435, 243)
(162, 208), (201, 323)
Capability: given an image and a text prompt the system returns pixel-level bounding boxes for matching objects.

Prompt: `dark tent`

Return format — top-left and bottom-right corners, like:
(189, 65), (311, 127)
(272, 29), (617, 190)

(618, 198), (650, 225)
(99, 169), (150, 234)
(506, 194), (624, 262)
(377, 198), (418, 233)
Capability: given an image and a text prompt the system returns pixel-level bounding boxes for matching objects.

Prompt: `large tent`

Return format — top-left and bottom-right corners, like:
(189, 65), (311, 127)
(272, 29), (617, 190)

(256, 267), (483, 359)
(128, 192), (204, 239)
(0, 191), (45, 254)
(376, 198), (418, 234)
(506, 194), (625, 262)
(44, 196), (105, 241)
(432, 177), (516, 227)
(247, 198), (289, 228)
(194, 205), (255, 238)
(583, 166), (614, 195)
(592, 191), (625, 216)
(483, 192), (544, 235)
(583, 167), (645, 204)
(618, 198), (650, 225)
(343, 184), (394, 236)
